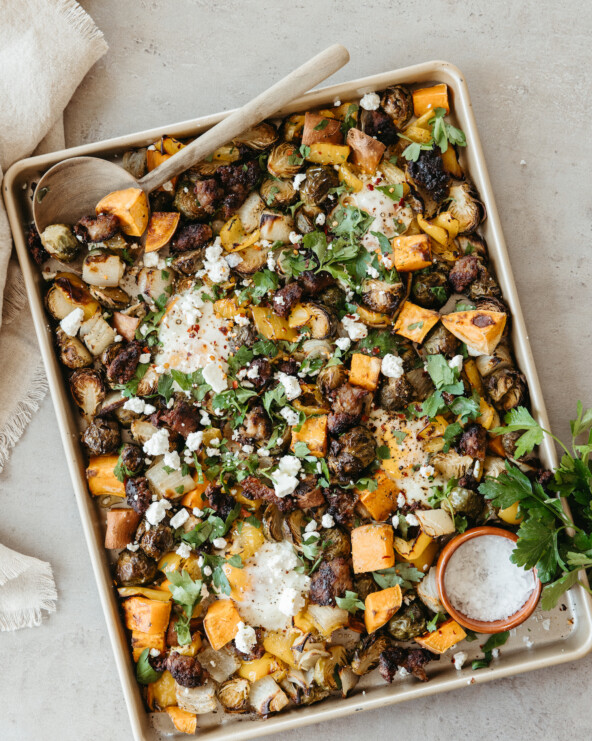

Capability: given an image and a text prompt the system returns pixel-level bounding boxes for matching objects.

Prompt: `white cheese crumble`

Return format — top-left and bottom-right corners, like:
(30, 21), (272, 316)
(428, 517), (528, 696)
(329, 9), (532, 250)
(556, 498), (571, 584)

(139, 352), (151, 364)
(193, 507), (204, 517)
(267, 253), (277, 272)
(143, 428), (170, 456)
(123, 397), (156, 415)
(225, 252), (243, 268)
(449, 355), (464, 372)
(176, 541), (192, 559)
(304, 520), (318, 533)
(360, 92), (380, 111)
(321, 513), (335, 529)
(278, 586), (306, 617)
(367, 265), (379, 279)
(289, 231), (302, 244)
(315, 213), (326, 226)
(234, 621), (257, 653)
(169, 508), (189, 529)
(246, 364), (260, 379)
(419, 465), (435, 479)
(145, 498), (172, 525)
(203, 360), (228, 393)
(453, 651), (467, 670)
(149, 648), (161, 657)
(203, 565), (213, 576)
(212, 537), (227, 549)
(127, 543), (139, 552)
(341, 314), (368, 341)
(185, 431), (203, 452)
(335, 336), (351, 352)
(280, 407), (299, 426)
(381, 353), (404, 379)
(277, 372), (301, 400)
(405, 513), (419, 526)
(202, 237), (230, 283)
(143, 251), (160, 267)
(163, 450), (181, 470)
(293, 173), (307, 190)
(59, 307), (84, 337)
(235, 314), (250, 326)
(397, 493), (406, 508)
(271, 455), (302, 498)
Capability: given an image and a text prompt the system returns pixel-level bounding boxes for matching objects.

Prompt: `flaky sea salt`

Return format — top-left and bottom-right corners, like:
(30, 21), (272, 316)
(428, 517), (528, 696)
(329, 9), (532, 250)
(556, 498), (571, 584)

(444, 535), (535, 621)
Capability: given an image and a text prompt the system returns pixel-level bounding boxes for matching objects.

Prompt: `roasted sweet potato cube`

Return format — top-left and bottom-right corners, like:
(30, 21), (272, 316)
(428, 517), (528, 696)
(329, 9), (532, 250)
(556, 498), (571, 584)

(359, 472), (399, 521)
(347, 128), (386, 174)
(393, 234), (433, 272)
(415, 618), (466, 654)
(105, 509), (142, 549)
(441, 310), (507, 355)
(412, 83), (450, 117)
(131, 630), (166, 662)
(96, 187), (150, 237)
(290, 415), (328, 457)
(349, 352), (382, 391)
(301, 112), (343, 147)
(364, 585), (402, 633)
(122, 597), (172, 635)
(203, 599), (241, 650)
(165, 707), (197, 735)
(351, 524), (395, 574)
(86, 455), (125, 497)
(393, 301), (440, 343)
(144, 212), (180, 253)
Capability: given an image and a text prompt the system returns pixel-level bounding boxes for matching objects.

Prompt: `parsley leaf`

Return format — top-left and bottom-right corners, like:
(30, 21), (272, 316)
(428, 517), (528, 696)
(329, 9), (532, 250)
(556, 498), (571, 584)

(375, 184), (403, 201)
(429, 107), (467, 153)
(336, 590), (365, 613)
(136, 648), (162, 684)
(491, 406), (544, 458)
(372, 563), (424, 590)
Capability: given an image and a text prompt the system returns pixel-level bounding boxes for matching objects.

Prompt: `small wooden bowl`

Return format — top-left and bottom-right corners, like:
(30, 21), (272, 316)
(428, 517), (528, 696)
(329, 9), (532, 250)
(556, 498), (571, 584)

(436, 525), (542, 634)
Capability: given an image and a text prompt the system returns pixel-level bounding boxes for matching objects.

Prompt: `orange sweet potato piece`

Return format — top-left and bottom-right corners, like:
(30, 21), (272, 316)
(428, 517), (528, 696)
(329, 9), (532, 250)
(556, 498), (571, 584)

(393, 234), (433, 272)
(349, 353), (382, 391)
(412, 83), (450, 117)
(203, 599), (242, 650)
(144, 212), (180, 253)
(122, 596), (172, 635)
(364, 585), (402, 633)
(181, 483), (209, 509)
(131, 630), (166, 662)
(301, 112), (343, 147)
(105, 509), (142, 549)
(393, 301), (440, 343)
(441, 310), (507, 356)
(351, 524), (395, 574)
(165, 707), (197, 735)
(112, 311), (140, 342)
(347, 127), (386, 174)
(359, 472), (398, 521)
(415, 618), (466, 654)
(290, 415), (328, 458)
(86, 455), (125, 497)
(165, 706), (197, 734)
(96, 187), (150, 237)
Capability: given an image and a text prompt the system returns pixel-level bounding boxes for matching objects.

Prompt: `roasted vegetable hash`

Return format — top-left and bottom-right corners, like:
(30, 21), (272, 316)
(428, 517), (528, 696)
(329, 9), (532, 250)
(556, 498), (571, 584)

(30, 81), (542, 733)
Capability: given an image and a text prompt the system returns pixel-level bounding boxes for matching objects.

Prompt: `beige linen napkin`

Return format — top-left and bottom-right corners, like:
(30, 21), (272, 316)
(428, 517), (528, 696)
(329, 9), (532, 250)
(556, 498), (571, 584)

(0, 0), (108, 630)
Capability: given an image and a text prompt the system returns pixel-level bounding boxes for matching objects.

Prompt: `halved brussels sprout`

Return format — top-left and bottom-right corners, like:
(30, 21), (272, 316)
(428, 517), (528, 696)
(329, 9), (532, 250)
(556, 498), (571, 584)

(387, 602), (427, 641)
(233, 122), (278, 150)
(262, 503), (284, 542)
(475, 341), (513, 378)
(81, 418), (121, 456)
(235, 244), (270, 275)
(288, 302), (336, 339)
(445, 182), (485, 234)
(313, 645), (348, 690)
(378, 375), (414, 411)
(217, 677), (250, 713)
(40, 223), (80, 262)
(294, 204), (324, 235)
(431, 450), (473, 479)
(323, 527), (352, 559)
(444, 486), (484, 519)
(380, 85), (413, 129)
(317, 364), (348, 397)
(301, 338), (333, 361)
(267, 142), (303, 179)
(82, 252), (125, 287)
(260, 177), (296, 208)
(319, 284), (345, 311)
(361, 279), (406, 315)
(486, 368), (527, 411)
(456, 233), (488, 261)
(122, 148), (147, 179)
(236, 191), (265, 232)
(173, 177), (205, 220)
(423, 324), (460, 357)
(69, 368), (106, 421)
(56, 328), (93, 369)
(299, 165), (338, 206)
(170, 249), (203, 276)
(351, 634), (391, 676)
(411, 269), (450, 309)
(89, 285), (130, 310)
(328, 426), (376, 482)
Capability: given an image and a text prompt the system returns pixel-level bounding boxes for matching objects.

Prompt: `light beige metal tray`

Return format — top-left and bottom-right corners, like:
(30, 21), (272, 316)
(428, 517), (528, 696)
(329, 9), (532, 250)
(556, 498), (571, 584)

(4, 60), (592, 740)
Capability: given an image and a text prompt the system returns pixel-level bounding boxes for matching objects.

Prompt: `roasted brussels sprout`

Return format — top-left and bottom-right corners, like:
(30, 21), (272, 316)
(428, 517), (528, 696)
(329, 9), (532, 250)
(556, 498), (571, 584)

(267, 142), (303, 179)
(405, 367), (435, 401)
(431, 450), (473, 479)
(69, 368), (106, 421)
(313, 646), (348, 690)
(228, 323), (257, 352)
(317, 364), (348, 397)
(262, 503), (283, 542)
(319, 284), (345, 311)
(301, 339), (333, 361)
(288, 302), (336, 340)
(242, 405), (272, 441)
(322, 528), (352, 560)
(81, 418), (120, 455)
(56, 328), (92, 369)
(140, 523), (173, 559)
(115, 549), (157, 586)
(387, 602), (427, 641)
(475, 341), (513, 378)
(351, 634), (392, 676)
(260, 177), (296, 208)
(406, 148), (450, 203)
(378, 375), (414, 411)
(173, 177), (206, 220)
(354, 573), (379, 601)
(328, 426), (376, 482)
(380, 85), (413, 129)
(445, 486), (485, 520)
(446, 182), (485, 234)
(361, 279), (406, 315)
(120, 443), (145, 476)
(294, 204), (324, 235)
(233, 122), (278, 151)
(217, 678), (250, 713)
(40, 223), (80, 262)
(122, 148), (147, 179)
(457, 233), (488, 261)
(299, 165), (338, 206)
(486, 368), (527, 411)
(170, 249), (204, 276)
(89, 286), (130, 310)
(423, 324), (460, 357)
(411, 269), (450, 309)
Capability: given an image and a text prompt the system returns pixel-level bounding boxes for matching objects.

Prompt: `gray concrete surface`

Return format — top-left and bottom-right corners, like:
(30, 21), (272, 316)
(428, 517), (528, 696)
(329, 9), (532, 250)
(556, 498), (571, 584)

(2, 0), (591, 739)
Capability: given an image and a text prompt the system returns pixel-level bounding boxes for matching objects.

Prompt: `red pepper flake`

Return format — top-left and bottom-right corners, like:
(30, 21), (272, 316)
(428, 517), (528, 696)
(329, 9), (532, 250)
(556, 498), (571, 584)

(371, 346), (380, 355)
(232, 380), (238, 389)
(398, 197), (405, 207)
(367, 183), (374, 191)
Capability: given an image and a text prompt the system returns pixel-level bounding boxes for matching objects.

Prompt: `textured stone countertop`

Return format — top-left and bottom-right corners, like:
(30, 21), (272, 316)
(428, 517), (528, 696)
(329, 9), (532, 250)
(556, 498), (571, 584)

(1, 1), (591, 739)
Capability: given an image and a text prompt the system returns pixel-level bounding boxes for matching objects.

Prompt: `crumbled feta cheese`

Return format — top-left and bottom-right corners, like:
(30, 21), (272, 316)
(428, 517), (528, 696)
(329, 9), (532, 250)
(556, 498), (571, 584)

(321, 513), (335, 529)
(203, 237), (231, 283)
(419, 464), (435, 479)
(271, 455), (302, 498)
(225, 252), (243, 268)
(123, 397), (147, 414)
(176, 541), (192, 559)
(289, 231), (302, 244)
(246, 364), (259, 379)
(277, 372), (301, 400)
(304, 520), (318, 533)
(139, 353), (151, 364)
(202, 360), (228, 393)
(266, 253), (277, 271)
(206, 447), (221, 457)
(466, 344), (482, 357)
(212, 537), (227, 549)
(113, 334), (123, 342)
(315, 213), (326, 226)
(242, 444), (254, 454)
(170, 508), (190, 529)
(200, 584), (210, 599)
(523, 636), (533, 648)
(235, 621), (257, 653)
(278, 586), (305, 617)
(280, 407), (299, 426)
(397, 493), (406, 508)
(335, 336), (351, 352)
(59, 307), (84, 337)
(382, 254), (394, 269)
(143, 251), (160, 267)
(257, 447), (269, 457)
(341, 314), (368, 341)
(185, 431), (203, 452)
(163, 450), (181, 470)
(143, 428), (170, 457)
(203, 565), (213, 577)
(334, 99), (341, 107)
(405, 513), (419, 526)
(293, 173), (307, 190)
(235, 314), (250, 326)
(453, 651), (467, 670)
(391, 514), (401, 528)
(127, 543), (140, 552)
(367, 265), (379, 279)
(491, 648), (500, 658)
(200, 410), (211, 426)
(145, 498), (172, 525)
(381, 353), (404, 379)
(149, 648), (161, 657)
(192, 507), (204, 517)
(449, 355), (464, 372)
(275, 294), (285, 305)
(360, 92), (380, 111)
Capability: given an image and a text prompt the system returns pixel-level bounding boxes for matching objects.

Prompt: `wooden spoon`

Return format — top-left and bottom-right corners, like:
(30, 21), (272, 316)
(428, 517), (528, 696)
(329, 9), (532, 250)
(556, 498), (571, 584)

(33, 44), (350, 234)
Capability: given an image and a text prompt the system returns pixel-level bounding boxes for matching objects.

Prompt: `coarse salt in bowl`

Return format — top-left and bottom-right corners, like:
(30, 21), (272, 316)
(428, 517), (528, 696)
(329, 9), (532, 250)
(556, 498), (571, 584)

(436, 526), (542, 633)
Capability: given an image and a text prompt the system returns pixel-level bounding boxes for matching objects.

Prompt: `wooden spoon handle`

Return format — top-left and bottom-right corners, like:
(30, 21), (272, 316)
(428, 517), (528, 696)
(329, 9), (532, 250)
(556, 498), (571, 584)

(137, 44), (349, 193)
